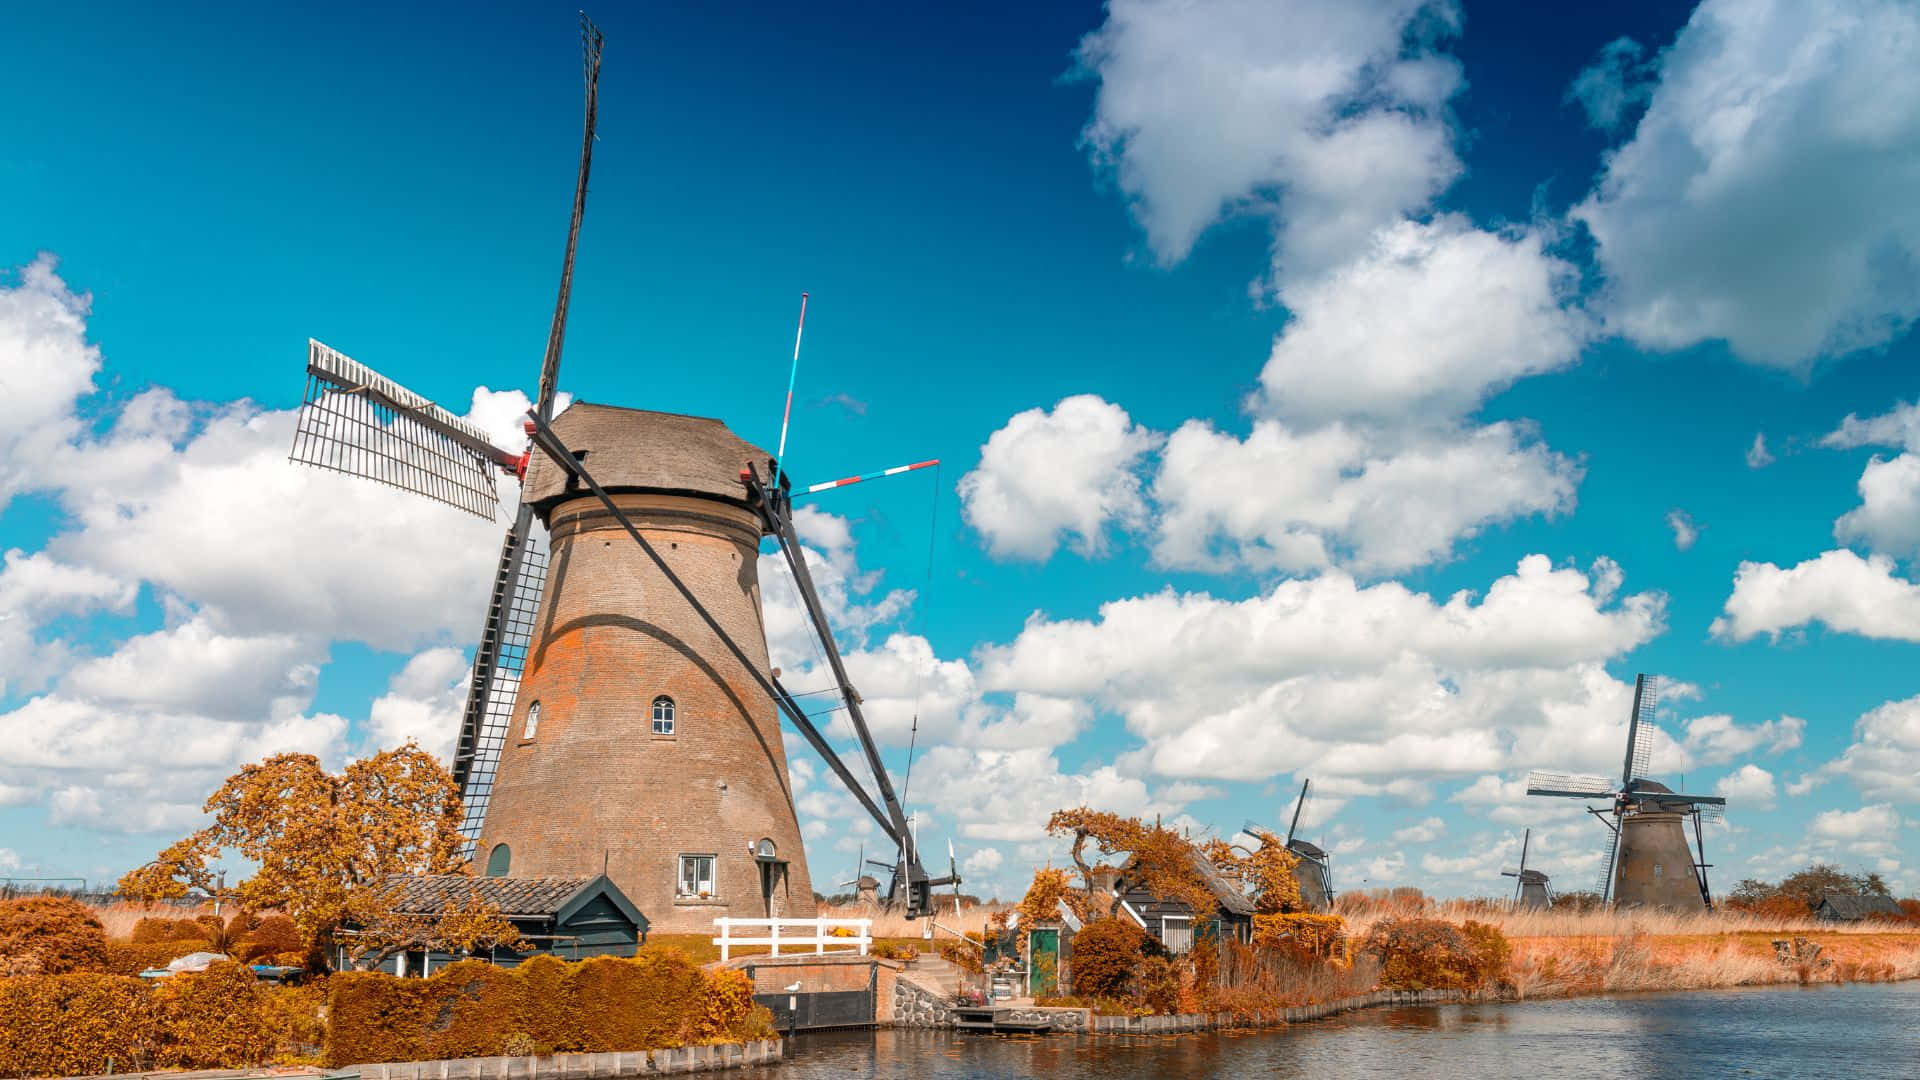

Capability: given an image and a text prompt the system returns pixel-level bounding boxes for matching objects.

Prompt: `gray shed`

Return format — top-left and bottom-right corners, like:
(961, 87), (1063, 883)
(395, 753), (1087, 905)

(339, 873), (649, 977)
(1814, 892), (1904, 922)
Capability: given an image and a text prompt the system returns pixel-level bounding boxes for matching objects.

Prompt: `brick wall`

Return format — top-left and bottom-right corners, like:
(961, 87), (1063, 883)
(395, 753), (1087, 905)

(480, 489), (816, 934)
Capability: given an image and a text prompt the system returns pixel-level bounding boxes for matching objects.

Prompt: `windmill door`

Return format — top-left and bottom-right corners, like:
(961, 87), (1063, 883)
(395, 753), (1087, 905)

(1028, 928), (1060, 997)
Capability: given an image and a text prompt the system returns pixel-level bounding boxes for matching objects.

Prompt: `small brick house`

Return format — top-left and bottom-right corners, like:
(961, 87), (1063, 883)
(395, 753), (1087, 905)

(339, 873), (648, 977)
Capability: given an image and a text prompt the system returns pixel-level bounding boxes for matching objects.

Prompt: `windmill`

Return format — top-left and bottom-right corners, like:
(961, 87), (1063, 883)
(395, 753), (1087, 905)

(1500, 828), (1552, 909)
(1525, 674), (1724, 910)
(285, 15), (956, 931)
(1282, 779), (1334, 911)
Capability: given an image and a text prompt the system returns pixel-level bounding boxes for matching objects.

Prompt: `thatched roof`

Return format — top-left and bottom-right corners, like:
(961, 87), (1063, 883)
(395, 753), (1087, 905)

(522, 402), (770, 515)
(377, 873), (628, 920)
(1189, 850), (1257, 917)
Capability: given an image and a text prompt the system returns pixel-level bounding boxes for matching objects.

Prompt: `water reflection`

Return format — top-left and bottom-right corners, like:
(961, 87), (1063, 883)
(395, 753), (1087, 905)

(744, 982), (1920, 1079)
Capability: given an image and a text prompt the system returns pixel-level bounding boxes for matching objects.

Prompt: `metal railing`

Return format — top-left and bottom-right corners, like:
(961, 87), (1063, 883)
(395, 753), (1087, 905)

(712, 917), (872, 963)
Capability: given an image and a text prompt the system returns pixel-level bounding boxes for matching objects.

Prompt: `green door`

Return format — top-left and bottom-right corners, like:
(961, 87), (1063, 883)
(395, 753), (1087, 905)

(1028, 928), (1059, 997)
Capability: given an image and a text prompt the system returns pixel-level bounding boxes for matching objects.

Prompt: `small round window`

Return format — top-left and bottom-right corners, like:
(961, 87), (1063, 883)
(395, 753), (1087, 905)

(756, 837), (777, 859)
(523, 701), (541, 740)
(651, 696), (675, 735)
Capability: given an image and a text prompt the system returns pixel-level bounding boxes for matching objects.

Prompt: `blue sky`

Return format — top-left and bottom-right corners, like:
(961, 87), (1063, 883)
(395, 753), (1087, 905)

(2, 0), (1918, 902)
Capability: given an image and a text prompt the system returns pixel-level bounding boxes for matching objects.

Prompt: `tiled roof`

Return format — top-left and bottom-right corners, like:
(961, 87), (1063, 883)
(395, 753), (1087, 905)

(1188, 850), (1258, 917)
(378, 874), (593, 917)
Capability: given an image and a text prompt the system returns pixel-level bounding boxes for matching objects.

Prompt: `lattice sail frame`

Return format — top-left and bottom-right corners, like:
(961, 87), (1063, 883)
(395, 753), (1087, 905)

(291, 340), (507, 520)
(453, 529), (549, 852)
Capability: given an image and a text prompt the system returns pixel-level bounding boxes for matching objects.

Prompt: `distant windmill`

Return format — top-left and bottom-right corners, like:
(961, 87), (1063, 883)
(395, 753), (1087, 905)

(1526, 674), (1724, 910)
(1283, 779), (1334, 911)
(1500, 828), (1552, 909)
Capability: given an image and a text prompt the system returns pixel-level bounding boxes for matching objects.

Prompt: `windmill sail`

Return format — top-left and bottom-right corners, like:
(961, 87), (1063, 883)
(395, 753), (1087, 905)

(1623, 674), (1659, 785)
(292, 340), (511, 519)
(451, 510), (549, 851)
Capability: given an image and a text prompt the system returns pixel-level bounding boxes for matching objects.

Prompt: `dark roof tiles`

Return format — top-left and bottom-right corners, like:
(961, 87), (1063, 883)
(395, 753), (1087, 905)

(378, 873), (592, 917)
(522, 402), (771, 514)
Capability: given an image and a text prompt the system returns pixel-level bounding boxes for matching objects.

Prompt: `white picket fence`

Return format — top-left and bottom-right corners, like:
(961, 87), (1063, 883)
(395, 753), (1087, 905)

(711, 917), (873, 963)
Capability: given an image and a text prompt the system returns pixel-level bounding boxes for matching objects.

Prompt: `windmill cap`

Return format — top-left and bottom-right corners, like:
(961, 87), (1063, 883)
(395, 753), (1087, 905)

(521, 402), (772, 516)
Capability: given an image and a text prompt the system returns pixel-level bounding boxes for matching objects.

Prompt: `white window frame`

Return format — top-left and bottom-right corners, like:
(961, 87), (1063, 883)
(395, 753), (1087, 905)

(678, 853), (716, 899)
(523, 700), (541, 740)
(1161, 914), (1193, 954)
(652, 696), (676, 735)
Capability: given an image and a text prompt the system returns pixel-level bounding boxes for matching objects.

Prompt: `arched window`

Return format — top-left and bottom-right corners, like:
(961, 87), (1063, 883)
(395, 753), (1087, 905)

(485, 843), (511, 878)
(523, 701), (541, 740)
(651, 696), (675, 735)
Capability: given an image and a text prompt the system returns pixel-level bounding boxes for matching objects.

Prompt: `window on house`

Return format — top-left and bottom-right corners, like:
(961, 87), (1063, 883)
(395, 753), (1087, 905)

(678, 854), (715, 898)
(486, 843), (511, 878)
(1161, 915), (1193, 954)
(652, 696), (676, 735)
(523, 701), (541, 740)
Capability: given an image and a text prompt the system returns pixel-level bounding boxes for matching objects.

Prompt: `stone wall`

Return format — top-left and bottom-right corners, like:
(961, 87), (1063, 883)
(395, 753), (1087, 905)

(350, 1040), (783, 1078)
(893, 977), (954, 1028)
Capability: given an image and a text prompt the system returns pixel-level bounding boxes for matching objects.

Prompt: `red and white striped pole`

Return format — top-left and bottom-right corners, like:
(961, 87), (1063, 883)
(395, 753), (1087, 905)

(796, 459), (940, 496)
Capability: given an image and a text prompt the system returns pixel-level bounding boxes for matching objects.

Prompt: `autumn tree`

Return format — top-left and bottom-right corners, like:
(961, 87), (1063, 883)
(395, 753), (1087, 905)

(117, 745), (516, 967)
(1204, 828), (1303, 914)
(1046, 808), (1216, 917)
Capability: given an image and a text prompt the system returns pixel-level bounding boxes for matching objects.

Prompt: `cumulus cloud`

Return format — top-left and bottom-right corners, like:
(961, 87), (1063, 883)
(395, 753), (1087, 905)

(1572, 0), (1920, 368)
(1821, 401), (1920, 558)
(1713, 549), (1920, 643)
(980, 554), (1663, 783)
(1152, 419), (1579, 575)
(364, 647), (471, 763)
(1826, 694), (1920, 802)
(1681, 713), (1804, 766)
(1393, 816), (1447, 845)
(1715, 764), (1778, 810)
(957, 395), (1159, 561)
(1075, 0), (1464, 285)
(1253, 218), (1591, 425)
(1809, 803), (1901, 843)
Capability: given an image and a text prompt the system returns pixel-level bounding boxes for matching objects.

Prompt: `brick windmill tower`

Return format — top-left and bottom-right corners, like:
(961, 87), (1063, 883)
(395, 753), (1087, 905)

(286, 17), (952, 933)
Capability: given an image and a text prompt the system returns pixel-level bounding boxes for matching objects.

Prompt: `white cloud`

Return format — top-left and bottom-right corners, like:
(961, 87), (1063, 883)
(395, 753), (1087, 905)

(1667, 509), (1699, 551)
(1713, 549), (1920, 643)
(1715, 764), (1777, 810)
(1681, 712), (1803, 766)
(0, 255), (100, 511)
(1745, 432), (1775, 468)
(1809, 803), (1901, 843)
(1567, 37), (1656, 131)
(1821, 402), (1920, 558)
(364, 647), (471, 763)
(1074, 0), (1464, 285)
(1151, 418), (1579, 574)
(1393, 816), (1446, 845)
(1826, 694), (1920, 802)
(1572, 0), (1920, 368)
(1253, 217), (1591, 424)
(957, 395), (1159, 562)
(980, 554), (1662, 784)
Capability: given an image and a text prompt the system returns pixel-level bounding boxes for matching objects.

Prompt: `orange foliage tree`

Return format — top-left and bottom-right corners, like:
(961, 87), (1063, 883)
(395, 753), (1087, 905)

(1204, 827), (1303, 914)
(1017, 866), (1083, 926)
(1045, 808), (1216, 916)
(117, 746), (516, 967)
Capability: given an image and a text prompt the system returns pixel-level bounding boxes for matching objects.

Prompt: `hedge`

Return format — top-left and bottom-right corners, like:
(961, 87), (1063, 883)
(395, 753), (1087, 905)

(102, 939), (212, 976)
(0, 961), (318, 1076)
(324, 949), (772, 1066)
(0, 898), (109, 977)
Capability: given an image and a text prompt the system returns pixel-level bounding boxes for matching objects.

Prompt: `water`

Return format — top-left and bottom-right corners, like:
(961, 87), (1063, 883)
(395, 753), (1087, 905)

(748, 982), (1920, 1078)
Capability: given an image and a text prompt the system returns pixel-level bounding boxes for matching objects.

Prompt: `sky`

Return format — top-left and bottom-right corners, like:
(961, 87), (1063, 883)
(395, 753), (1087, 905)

(1, 0), (1918, 904)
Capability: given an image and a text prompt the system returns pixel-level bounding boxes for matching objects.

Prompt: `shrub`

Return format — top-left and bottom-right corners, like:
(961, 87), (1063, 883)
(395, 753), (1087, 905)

(0, 973), (160, 1076)
(0, 896), (110, 975)
(239, 914), (304, 962)
(324, 949), (779, 1066)
(1253, 913), (1348, 964)
(871, 941), (917, 961)
(152, 961), (277, 1069)
(131, 916), (211, 944)
(261, 982), (328, 1061)
(1137, 954), (1181, 1015)
(1363, 917), (1507, 992)
(937, 934), (985, 973)
(1070, 917), (1148, 999)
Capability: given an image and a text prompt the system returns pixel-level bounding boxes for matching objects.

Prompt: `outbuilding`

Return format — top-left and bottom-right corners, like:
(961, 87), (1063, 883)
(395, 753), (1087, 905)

(1113, 850), (1256, 953)
(338, 873), (649, 976)
(1813, 891), (1904, 922)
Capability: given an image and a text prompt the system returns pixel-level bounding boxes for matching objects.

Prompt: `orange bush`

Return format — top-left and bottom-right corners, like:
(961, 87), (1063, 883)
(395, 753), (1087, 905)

(937, 933), (985, 973)
(239, 914), (303, 962)
(1070, 917), (1149, 999)
(1253, 913), (1348, 963)
(1363, 917), (1509, 992)
(0, 896), (110, 976)
(324, 949), (776, 1066)
(131, 916), (211, 944)
(152, 961), (277, 1068)
(103, 939), (209, 976)
(1137, 954), (1181, 1015)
